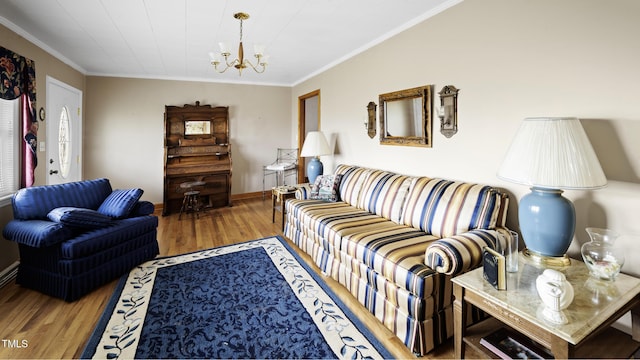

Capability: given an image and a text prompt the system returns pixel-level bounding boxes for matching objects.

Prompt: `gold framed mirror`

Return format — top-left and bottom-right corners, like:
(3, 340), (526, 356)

(379, 85), (433, 147)
(184, 120), (211, 135)
(184, 120), (211, 136)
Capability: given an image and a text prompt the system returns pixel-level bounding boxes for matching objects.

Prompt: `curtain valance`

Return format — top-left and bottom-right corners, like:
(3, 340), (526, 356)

(0, 46), (36, 106)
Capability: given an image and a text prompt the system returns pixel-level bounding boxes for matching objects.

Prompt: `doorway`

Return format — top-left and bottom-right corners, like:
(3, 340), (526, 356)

(46, 77), (82, 185)
(297, 89), (320, 183)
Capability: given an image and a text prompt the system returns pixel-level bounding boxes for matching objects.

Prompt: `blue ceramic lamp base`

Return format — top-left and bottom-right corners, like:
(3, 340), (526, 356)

(519, 187), (574, 267)
(306, 157), (324, 184)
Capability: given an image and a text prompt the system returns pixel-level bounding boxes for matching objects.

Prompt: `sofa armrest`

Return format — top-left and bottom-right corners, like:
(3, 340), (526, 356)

(425, 228), (510, 276)
(295, 184), (312, 200)
(2, 219), (74, 248)
(129, 201), (155, 217)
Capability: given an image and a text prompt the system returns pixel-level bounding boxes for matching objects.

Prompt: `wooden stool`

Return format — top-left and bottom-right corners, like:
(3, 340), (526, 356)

(178, 181), (205, 219)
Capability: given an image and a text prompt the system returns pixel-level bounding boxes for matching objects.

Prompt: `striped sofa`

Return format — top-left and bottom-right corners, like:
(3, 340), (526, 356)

(284, 164), (511, 355)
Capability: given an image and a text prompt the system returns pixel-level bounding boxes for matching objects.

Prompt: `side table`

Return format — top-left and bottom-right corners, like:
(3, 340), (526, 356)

(272, 186), (298, 231)
(452, 254), (640, 359)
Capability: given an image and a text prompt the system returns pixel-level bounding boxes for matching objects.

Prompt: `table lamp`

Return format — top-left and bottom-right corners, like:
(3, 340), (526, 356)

(300, 131), (331, 184)
(497, 117), (607, 266)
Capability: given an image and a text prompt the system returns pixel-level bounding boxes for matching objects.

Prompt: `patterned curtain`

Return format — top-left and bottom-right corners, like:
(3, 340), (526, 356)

(0, 46), (37, 187)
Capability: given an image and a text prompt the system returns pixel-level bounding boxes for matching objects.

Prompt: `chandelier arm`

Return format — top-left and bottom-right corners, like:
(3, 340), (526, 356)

(213, 63), (232, 74)
(224, 56), (239, 69)
(243, 59), (267, 74)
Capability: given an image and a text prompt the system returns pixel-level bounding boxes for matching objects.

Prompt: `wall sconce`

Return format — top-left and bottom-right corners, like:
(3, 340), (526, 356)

(438, 85), (459, 138)
(365, 101), (377, 138)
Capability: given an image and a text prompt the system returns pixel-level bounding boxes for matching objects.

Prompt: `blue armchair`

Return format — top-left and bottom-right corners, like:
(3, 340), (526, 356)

(2, 178), (159, 301)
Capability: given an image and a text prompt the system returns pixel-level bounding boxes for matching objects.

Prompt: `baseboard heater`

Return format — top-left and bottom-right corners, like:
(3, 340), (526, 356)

(0, 261), (19, 289)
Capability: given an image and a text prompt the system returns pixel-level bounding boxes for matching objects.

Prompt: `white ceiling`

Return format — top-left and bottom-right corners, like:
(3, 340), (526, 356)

(0, 0), (459, 86)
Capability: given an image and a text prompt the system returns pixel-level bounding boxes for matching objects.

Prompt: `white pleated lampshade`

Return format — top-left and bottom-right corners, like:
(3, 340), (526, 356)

(497, 117), (607, 190)
(300, 131), (331, 157)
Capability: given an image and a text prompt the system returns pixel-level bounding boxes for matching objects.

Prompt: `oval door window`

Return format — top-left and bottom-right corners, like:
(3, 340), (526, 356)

(58, 106), (71, 178)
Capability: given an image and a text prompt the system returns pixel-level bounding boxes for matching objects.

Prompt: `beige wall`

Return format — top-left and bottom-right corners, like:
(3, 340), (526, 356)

(292, 0), (640, 278)
(0, 23), (86, 270)
(84, 77), (292, 202)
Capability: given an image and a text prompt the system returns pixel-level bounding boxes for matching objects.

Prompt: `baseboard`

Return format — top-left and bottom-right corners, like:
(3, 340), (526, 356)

(0, 261), (19, 289)
(152, 192), (264, 215)
(153, 203), (163, 215)
(232, 191), (263, 201)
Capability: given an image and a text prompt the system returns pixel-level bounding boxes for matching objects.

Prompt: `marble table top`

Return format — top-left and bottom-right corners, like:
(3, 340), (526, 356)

(452, 253), (640, 344)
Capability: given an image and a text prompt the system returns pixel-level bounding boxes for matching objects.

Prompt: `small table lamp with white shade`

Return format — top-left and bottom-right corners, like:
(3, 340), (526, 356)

(300, 131), (331, 184)
(497, 117), (607, 267)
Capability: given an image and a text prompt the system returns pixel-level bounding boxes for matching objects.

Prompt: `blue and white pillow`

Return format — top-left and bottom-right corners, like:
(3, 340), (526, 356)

(310, 174), (343, 202)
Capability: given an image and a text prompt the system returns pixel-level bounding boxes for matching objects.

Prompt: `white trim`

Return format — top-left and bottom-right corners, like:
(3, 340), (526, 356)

(0, 261), (19, 289)
(0, 193), (13, 208)
(0, 15), (87, 75)
(292, 0), (464, 86)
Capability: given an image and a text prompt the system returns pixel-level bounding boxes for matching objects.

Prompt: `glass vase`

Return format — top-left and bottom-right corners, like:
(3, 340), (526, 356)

(581, 227), (625, 281)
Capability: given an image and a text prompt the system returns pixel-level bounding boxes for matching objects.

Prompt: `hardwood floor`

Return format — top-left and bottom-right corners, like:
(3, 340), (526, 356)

(0, 197), (455, 359)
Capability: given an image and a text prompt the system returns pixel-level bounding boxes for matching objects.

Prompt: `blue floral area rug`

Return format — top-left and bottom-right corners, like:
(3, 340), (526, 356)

(81, 236), (393, 359)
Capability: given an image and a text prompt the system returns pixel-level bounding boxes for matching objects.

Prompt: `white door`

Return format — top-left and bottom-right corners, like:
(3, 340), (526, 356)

(46, 77), (82, 185)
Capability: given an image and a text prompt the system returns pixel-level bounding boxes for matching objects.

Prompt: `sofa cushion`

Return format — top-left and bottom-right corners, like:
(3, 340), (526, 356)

(287, 199), (387, 243)
(356, 170), (414, 223)
(2, 219), (74, 248)
(265, 162), (295, 171)
(328, 221), (440, 298)
(97, 188), (143, 219)
(335, 165), (371, 207)
(60, 216), (159, 259)
(309, 174), (343, 202)
(286, 198), (438, 298)
(401, 178), (503, 238)
(48, 207), (113, 229)
(11, 178), (112, 220)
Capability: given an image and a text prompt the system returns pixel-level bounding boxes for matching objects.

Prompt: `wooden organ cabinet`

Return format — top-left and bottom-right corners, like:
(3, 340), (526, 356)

(163, 102), (231, 216)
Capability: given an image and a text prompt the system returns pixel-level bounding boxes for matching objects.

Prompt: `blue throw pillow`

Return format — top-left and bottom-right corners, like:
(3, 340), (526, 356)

(97, 188), (144, 219)
(48, 207), (113, 229)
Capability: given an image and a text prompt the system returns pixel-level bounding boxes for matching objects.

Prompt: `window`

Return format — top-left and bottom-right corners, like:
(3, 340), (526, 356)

(0, 97), (20, 205)
(59, 106), (71, 178)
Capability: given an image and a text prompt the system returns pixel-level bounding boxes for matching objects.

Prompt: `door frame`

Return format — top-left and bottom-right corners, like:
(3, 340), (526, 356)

(297, 89), (320, 183)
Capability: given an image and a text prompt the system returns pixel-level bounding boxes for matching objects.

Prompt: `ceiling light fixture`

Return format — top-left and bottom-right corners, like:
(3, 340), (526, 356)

(209, 12), (267, 76)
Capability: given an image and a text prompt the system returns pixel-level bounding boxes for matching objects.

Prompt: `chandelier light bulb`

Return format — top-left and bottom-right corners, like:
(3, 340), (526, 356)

(218, 42), (230, 56)
(253, 44), (265, 57)
(208, 52), (220, 65)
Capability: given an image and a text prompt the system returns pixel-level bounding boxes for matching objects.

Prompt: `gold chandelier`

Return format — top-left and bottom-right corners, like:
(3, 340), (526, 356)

(209, 12), (267, 76)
